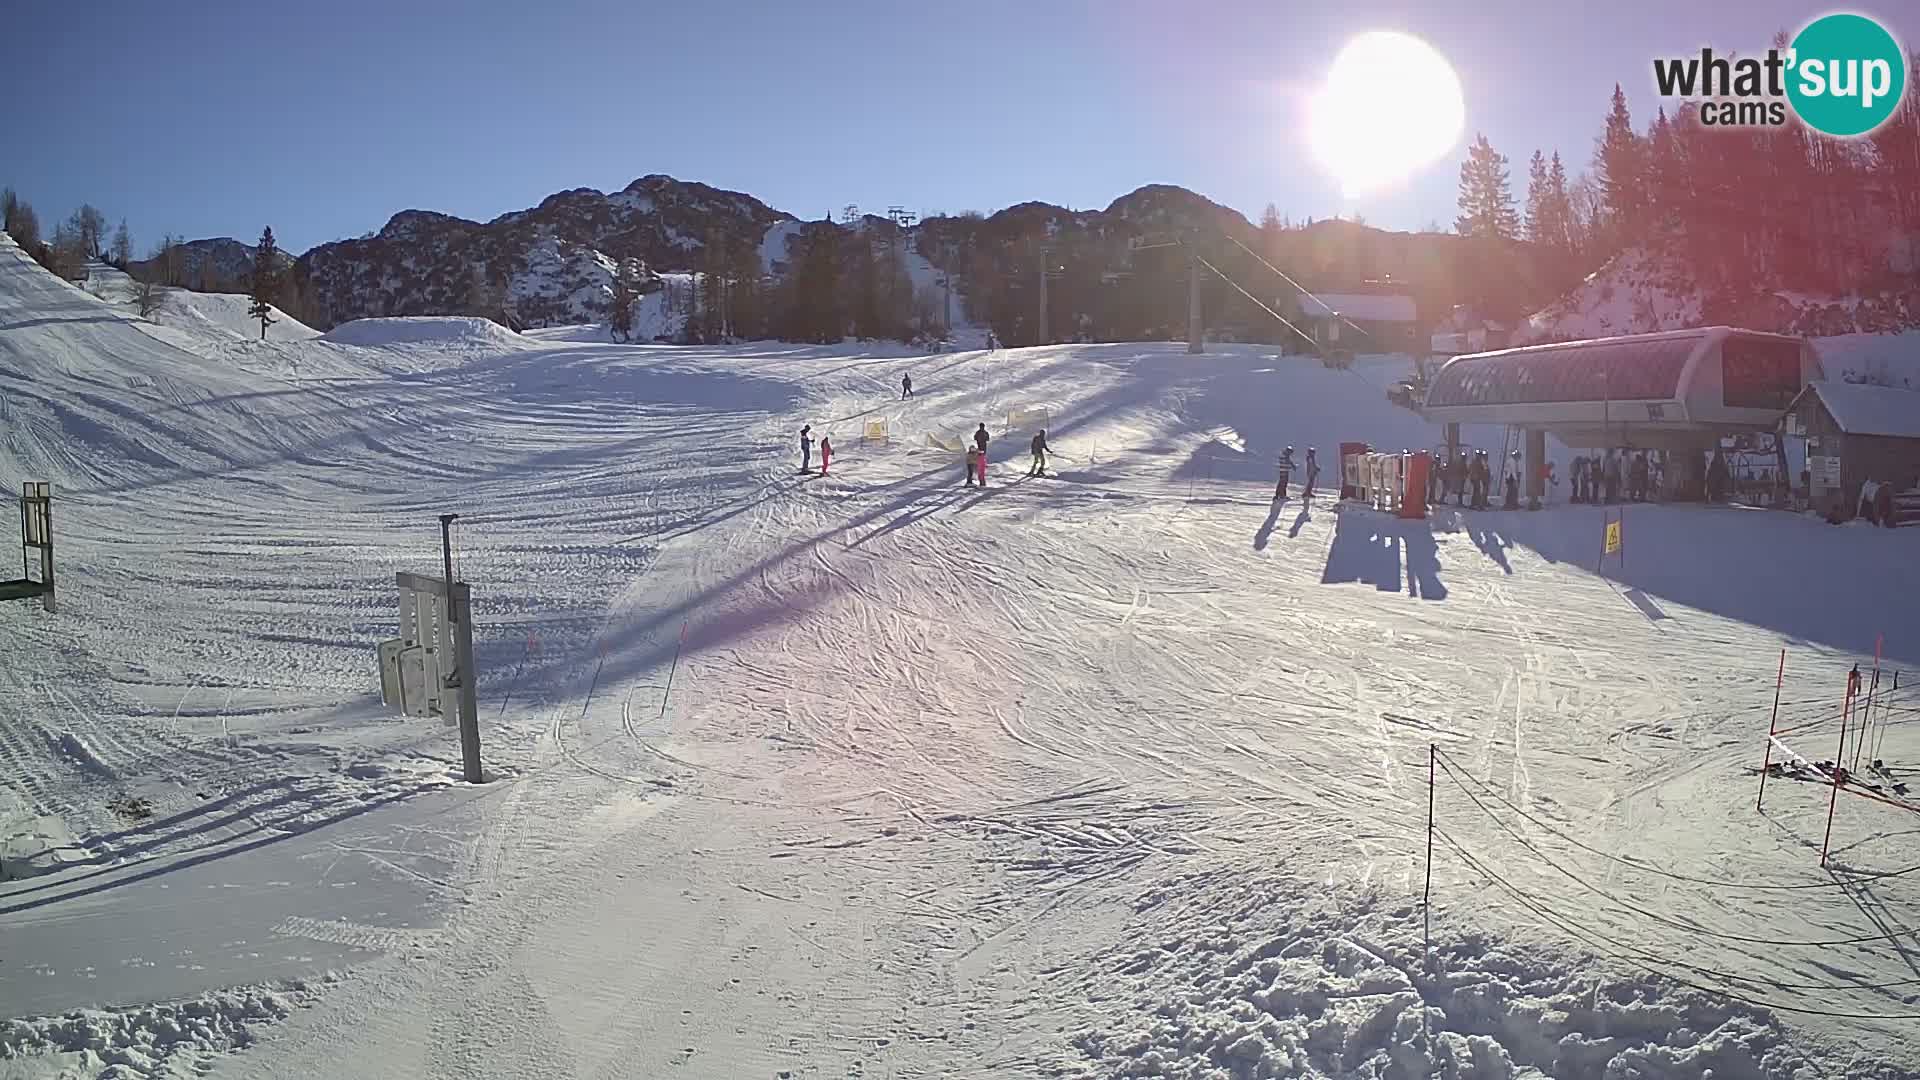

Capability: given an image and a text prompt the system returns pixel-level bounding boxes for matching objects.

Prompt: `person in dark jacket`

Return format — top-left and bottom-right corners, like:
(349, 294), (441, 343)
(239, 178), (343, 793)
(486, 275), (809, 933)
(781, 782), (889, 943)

(1275, 446), (1295, 501)
(901, 373), (913, 399)
(1028, 430), (1049, 476)
(799, 425), (813, 473)
(974, 424), (990, 453)
(1707, 450), (1730, 504)
(1469, 450), (1491, 509)
(964, 447), (979, 487)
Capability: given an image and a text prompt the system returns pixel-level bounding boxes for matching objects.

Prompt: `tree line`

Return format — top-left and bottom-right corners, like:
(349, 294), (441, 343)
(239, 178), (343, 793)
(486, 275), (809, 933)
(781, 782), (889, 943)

(1454, 47), (1920, 326)
(3, 190), (134, 280)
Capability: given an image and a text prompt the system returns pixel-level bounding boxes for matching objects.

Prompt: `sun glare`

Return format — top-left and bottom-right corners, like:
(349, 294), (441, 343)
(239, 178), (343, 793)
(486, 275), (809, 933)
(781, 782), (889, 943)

(1307, 31), (1466, 199)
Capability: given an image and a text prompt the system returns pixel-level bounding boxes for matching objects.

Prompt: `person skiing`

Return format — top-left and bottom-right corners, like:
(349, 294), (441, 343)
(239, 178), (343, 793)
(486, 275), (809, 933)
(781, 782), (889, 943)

(901, 373), (913, 399)
(1274, 446), (1295, 501)
(1452, 452), (1469, 506)
(1303, 447), (1320, 500)
(799, 425), (813, 474)
(818, 435), (832, 476)
(964, 447), (979, 487)
(1028, 429), (1049, 476)
(974, 423), (990, 454)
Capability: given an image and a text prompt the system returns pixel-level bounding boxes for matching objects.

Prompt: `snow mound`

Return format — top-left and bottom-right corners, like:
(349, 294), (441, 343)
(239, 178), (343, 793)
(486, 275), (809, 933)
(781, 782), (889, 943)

(1079, 881), (1823, 1080)
(320, 316), (524, 348)
(166, 289), (317, 342)
(0, 982), (317, 1077)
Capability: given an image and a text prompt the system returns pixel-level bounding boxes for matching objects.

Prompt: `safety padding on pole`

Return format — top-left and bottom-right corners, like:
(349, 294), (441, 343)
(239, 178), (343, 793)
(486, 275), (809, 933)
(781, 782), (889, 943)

(1400, 452), (1429, 520)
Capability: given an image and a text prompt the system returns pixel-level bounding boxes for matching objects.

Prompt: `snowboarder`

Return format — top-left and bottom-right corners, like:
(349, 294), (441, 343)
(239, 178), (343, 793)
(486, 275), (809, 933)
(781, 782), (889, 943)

(1274, 446), (1295, 501)
(901, 373), (913, 399)
(799, 425), (813, 473)
(1028, 429), (1049, 476)
(819, 435), (832, 476)
(1303, 448), (1319, 500)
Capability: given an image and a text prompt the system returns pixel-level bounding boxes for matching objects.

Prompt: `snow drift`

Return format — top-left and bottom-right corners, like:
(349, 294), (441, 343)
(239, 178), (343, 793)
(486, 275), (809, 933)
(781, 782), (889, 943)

(319, 315), (526, 348)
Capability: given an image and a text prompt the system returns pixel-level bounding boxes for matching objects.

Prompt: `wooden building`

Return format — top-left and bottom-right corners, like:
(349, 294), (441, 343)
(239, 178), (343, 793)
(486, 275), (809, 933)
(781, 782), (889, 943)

(1782, 381), (1920, 522)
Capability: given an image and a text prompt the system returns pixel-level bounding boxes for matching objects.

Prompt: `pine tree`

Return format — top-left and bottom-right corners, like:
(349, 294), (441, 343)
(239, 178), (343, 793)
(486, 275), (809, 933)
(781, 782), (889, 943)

(248, 226), (278, 339)
(1594, 84), (1646, 249)
(1545, 152), (1574, 253)
(1454, 134), (1519, 240)
(728, 239), (764, 341)
(1645, 108), (1684, 231)
(850, 232), (880, 340)
(1523, 150), (1549, 243)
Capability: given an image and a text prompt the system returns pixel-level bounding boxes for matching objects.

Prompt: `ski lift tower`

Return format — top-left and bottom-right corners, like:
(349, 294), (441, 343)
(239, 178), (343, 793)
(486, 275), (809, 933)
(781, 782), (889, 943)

(1129, 232), (1203, 354)
(1034, 241), (1067, 346)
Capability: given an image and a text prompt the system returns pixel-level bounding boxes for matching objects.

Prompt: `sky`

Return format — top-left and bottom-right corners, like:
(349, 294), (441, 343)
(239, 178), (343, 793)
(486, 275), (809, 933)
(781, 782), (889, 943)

(5, 0), (1915, 255)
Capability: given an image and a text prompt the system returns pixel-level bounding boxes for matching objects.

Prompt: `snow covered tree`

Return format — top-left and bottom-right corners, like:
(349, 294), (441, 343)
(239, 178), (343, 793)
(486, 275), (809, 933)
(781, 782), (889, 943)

(248, 226), (278, 339)
(1593, 84), (1647, 250)
(110, 219), (132, 266)
(1454, 134), (1519, 240)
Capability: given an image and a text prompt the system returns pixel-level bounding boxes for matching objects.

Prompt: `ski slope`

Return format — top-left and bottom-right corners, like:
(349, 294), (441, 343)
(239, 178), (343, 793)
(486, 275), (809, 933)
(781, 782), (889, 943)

(2, 229), (1919, 1079)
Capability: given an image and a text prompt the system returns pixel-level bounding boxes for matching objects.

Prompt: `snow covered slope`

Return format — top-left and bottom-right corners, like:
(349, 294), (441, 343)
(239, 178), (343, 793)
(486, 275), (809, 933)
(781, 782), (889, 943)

(83, 261), (317, 342)
(1, 227), (1917, 1080)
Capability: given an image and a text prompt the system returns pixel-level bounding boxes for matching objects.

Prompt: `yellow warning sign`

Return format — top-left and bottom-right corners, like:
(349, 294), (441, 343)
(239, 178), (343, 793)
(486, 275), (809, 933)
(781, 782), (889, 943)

(1604, 520), (1622, 556)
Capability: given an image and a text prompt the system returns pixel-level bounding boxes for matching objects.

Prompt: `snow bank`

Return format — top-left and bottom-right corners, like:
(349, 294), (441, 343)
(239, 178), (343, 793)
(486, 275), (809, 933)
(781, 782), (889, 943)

(1079, 880), (1827, 1080)
(320, 316), (524, 348)
(0, 982), (317, 1078)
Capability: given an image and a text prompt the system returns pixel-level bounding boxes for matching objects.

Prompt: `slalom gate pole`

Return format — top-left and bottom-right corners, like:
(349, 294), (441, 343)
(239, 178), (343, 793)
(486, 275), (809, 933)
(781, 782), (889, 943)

(1858, 636), (1883, 773)
(1758, 648), (1785, 810)
(659, 619), (688, 721)
(1424, 744), (1436, 970)
(1822, 672), (1853, 867)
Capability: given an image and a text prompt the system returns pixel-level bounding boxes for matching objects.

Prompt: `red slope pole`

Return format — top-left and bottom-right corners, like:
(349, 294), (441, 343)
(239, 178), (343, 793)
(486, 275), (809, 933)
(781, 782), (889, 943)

(1758, 649), (1786, 810)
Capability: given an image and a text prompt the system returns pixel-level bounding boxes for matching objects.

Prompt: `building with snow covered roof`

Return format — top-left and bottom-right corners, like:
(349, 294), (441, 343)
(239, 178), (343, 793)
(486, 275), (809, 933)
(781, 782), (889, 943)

(1782, 380), (1920, 519)
(1289, 292), (1420, 353)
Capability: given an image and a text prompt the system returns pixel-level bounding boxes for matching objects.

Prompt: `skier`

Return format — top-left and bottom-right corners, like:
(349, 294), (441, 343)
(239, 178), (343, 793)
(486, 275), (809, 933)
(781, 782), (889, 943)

(1604, 451), (1623, 504)
(901, 373), (913, 399)
(974, 423), (990, 454)
(1303, 447), (1320, 500)
(1428, 451), (1445, 505)
(799, 425), (813, 474)
(1274, 446), (1295, 501)
(964, 447), (979, 487)
(819, 435), (832, 476)
(1469, 450), (1491, 510)
(1452, 452), (1469, 506)
(1028, 429), (1049, 476)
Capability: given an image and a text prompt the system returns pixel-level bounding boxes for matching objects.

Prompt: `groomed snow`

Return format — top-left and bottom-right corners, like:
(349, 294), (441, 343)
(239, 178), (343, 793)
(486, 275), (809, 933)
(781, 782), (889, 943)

(1, 229), (1917, 1080)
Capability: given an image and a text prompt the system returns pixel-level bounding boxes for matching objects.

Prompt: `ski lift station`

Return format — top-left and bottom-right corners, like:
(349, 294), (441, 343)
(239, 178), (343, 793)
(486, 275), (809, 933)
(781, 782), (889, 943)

(1422, 326), (1822, 450)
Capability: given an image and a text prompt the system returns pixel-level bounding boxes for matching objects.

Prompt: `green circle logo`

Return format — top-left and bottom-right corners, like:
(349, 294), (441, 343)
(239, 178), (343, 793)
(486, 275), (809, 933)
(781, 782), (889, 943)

(1787, 13), (1907, 137)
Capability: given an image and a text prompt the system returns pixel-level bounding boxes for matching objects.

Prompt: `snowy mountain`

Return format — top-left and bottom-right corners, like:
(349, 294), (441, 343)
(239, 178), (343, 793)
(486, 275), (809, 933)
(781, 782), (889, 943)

(293, 175), (788, 329)
(127, 236), (291, 292)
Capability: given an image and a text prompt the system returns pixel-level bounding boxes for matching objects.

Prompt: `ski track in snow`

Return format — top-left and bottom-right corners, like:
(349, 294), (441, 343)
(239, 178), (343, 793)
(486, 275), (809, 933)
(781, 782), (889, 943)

(2, 233), (1919, 1078)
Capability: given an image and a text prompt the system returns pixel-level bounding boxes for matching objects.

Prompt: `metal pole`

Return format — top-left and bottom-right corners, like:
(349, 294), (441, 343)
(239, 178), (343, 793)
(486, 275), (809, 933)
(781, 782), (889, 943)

(1187, 250), (1203, 354)
(1758, 648), (1785, 810)
(453, 581), (481, 783)
(1037, 246), (1048, 346)
(439, 513), (458, 615)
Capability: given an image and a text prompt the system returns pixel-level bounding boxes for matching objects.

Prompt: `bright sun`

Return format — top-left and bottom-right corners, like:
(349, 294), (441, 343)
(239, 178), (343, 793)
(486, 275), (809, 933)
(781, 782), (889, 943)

(1307, 31), (1465, 199)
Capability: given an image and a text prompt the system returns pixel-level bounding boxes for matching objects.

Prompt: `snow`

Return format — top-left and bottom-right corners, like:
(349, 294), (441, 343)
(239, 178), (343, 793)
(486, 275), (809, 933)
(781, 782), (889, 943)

(1800, 380), (1920, 438)
(2, 227), (1919, 1079)
(757, 220), (805, 274)
(319, 315), (526, 349)
(81, 262), (317, 343)
(1299, 292), (1417, 323)
(1522, 249), (1703, 342)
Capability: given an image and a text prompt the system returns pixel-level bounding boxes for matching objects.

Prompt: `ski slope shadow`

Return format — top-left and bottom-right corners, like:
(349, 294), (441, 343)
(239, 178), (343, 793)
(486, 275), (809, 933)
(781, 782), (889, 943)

(1320, 511), (1448, 600)
(1485, 504), (1920, 663)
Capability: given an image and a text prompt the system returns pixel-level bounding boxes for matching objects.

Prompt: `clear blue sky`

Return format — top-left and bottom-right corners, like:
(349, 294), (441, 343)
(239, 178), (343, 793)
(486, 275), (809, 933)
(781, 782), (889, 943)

(6, 0), (1912, 255)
